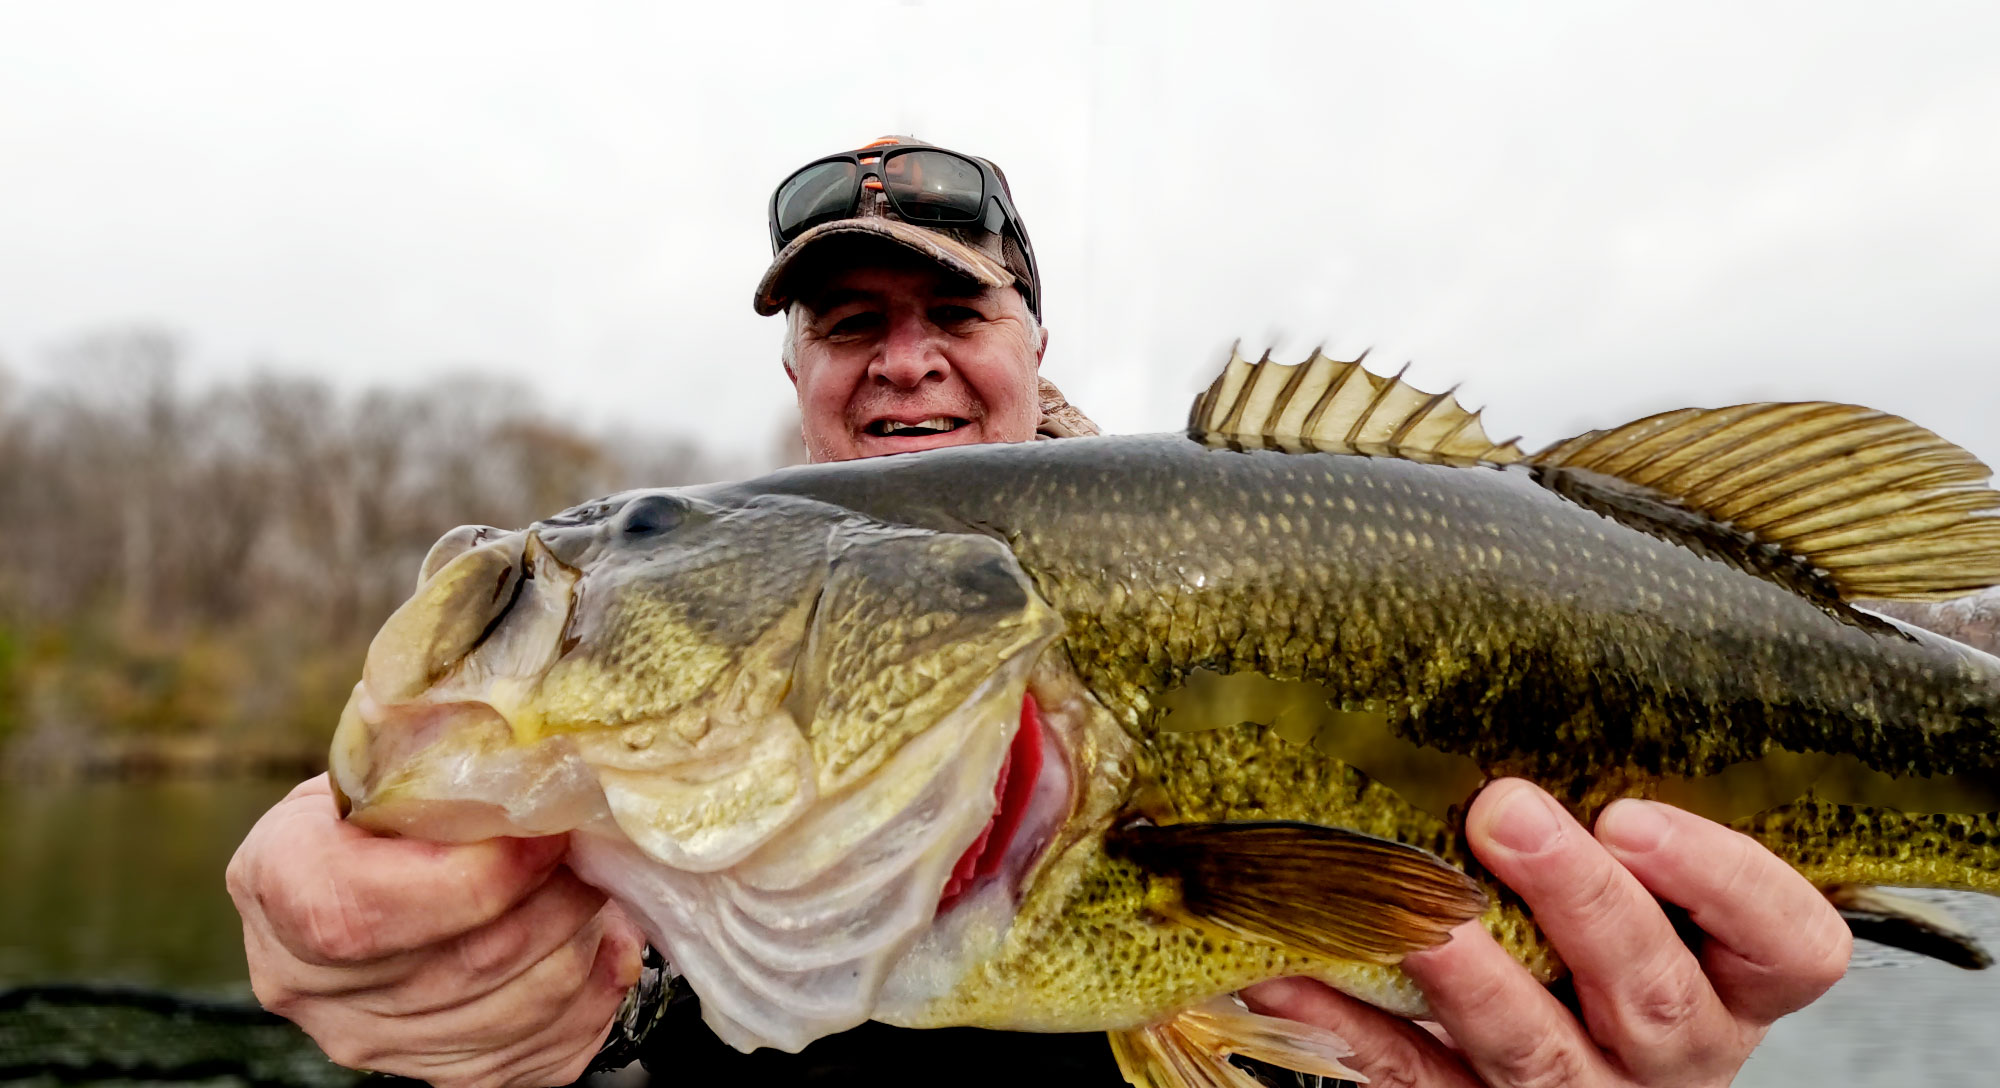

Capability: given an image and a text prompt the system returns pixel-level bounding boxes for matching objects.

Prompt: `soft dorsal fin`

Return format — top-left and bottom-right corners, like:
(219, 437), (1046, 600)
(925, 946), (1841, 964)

(1188, 348), (1524, 464)
(1529, 403), (2000, 602)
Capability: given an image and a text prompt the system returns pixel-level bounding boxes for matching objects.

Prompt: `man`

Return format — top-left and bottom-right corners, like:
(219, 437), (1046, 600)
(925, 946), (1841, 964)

(227, 137), (1851, 1088)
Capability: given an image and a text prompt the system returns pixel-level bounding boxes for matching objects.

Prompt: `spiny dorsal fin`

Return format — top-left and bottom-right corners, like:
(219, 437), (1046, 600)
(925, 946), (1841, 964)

(1106, 820), (1487, 965)
(1189, 347), (1524, 464)
(1530, 403), (2000, 602)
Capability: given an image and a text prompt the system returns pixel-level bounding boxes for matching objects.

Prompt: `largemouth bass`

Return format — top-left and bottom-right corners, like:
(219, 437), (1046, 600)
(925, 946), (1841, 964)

(329, 353), (2000, 1086)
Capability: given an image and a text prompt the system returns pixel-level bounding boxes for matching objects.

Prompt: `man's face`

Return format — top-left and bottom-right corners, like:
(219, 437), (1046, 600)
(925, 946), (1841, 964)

(787, 258), (1046, 463)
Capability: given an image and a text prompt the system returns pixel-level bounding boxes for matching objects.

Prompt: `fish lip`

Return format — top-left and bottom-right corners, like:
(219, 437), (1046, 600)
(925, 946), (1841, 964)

(331, 689), (516, 821)
(336, 530), (583, 821)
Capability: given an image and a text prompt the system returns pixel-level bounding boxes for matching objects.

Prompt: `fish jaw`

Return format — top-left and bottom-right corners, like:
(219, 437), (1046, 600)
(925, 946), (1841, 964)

(331, 529), (612, 839)
(331, 492), (1105, 1052)
(566, 640), (1051, 1054)
(331, 684), (610, 839)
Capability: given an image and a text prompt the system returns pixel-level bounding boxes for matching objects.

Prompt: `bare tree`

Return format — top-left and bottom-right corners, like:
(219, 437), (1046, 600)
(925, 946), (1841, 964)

(0, 329), (756, 775)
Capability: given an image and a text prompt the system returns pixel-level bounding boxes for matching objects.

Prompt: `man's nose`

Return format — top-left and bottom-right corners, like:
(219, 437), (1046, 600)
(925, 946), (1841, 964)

(867, 313), (949, 388)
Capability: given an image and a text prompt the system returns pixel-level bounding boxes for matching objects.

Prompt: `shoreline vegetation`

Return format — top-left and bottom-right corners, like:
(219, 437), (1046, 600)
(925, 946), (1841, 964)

(3, 329), (1995, 783)
(0, 327), (784, 783)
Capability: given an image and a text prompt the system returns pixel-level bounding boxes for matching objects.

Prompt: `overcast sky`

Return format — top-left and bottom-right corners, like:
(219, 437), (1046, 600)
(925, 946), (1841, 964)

(3, 1), (1996, 470)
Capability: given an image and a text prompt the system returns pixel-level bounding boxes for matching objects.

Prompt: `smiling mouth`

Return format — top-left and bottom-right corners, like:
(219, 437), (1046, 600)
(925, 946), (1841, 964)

(865, 417), (969, 438)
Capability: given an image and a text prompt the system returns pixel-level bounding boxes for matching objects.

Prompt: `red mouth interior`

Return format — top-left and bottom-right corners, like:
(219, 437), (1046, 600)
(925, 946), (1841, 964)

(937, 693), (1044, 910)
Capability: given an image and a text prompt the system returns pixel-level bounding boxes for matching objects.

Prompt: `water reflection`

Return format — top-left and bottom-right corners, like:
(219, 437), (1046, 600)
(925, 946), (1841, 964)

(0, 778), (297, 991)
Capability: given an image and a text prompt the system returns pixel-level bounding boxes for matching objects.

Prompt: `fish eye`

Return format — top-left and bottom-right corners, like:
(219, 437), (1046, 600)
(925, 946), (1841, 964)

(617, 494), (685, 538)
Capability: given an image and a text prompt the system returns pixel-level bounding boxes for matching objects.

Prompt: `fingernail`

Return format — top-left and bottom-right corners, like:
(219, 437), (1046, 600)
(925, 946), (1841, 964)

(1597, 799), (1670, 854)
(600, 930), (643, 991)
(1484, 782), (1564, 855)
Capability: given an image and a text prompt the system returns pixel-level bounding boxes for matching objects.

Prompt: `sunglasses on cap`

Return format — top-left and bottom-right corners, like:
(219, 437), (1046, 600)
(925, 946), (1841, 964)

(767, 142), (1039, 288)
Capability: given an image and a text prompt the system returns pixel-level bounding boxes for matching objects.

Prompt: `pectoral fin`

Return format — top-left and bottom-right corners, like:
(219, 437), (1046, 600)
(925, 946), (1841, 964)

(1108, 996), (1365, 1088)
(1107, 821), (1487, 965)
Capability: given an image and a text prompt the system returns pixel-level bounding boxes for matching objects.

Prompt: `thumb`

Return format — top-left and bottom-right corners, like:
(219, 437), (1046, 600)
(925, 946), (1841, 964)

(592, 899), (648, 994)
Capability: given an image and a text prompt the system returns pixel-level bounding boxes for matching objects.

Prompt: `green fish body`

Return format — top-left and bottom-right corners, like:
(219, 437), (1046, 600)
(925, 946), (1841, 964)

(329, 353), (2000, 1084)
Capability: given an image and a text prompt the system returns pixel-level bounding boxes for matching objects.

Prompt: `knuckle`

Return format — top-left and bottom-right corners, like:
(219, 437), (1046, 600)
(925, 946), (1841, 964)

(223, 848), (255, 905)
(1564, 856), (1630, 932)
(1357, 1034), (1434, 1088)
(292, 887), (386, 964)
(1485, 1030), (1594, 1088)
(541, 1038), (608, 1088)
(531, 949), (597, 1019)
(1708, 837), (1766, 902)
(1615, 966), (1710, 1049)
(456, 916), (534, 978)
(542, 1055), (596, 1087)
(296, 921), (377, 965)
(1440, 960), (1514, 1021)
(444, 1047), (552, 1088)
(313, 1033), (386, 1072)
(247, 974), (302, 1020)
(1730, 911), (1850, 1017)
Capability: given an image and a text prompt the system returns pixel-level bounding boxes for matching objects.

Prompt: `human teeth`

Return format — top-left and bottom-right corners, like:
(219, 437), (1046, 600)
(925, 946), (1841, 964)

(870, 418), (963, 437)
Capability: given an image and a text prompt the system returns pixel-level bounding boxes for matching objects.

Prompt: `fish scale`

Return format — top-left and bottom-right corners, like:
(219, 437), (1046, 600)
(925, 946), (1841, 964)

(704, 428), (2000, 1025)
(758, 437), (1995, 793)
(332, 353), (2000, 1084)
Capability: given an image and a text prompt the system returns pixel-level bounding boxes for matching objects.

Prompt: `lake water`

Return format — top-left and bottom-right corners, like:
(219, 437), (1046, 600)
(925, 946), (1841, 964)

(1, 779), (1996, 1085)
(0, 778), (293, 993)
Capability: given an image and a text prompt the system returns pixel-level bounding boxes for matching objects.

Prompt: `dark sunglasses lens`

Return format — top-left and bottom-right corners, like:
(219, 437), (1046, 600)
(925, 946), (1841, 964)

(774, 162), (858, 239)
(884, 151), (983, 224)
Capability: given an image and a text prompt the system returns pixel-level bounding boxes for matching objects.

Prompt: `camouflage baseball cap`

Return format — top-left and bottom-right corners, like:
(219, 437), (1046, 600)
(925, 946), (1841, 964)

(755, 137), (1040, 318)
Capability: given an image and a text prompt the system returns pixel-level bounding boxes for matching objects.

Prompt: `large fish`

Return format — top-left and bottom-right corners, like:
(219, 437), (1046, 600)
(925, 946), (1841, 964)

(329, 353), (2000, 1086)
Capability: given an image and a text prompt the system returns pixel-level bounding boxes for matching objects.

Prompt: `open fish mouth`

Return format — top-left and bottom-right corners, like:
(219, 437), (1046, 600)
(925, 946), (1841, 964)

(330, 689), (611, 839)
(330, 528), (597, 833)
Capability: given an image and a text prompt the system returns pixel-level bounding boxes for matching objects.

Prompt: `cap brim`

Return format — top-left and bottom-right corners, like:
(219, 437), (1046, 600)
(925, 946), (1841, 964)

(754, 218), (1014, 316)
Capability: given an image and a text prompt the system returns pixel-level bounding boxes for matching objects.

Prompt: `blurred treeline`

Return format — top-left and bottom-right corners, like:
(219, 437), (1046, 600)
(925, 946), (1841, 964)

(1, 329), (1993, 779)
(1869, 593), (2000, 657)
(0, 328), (766, 779)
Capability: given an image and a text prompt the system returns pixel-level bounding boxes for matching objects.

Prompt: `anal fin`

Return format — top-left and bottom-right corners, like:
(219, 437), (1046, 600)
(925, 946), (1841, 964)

(1108, 996), (1366, 1088)
(1827, 885), (1993, 970)
(1106, 821), (1486, 965)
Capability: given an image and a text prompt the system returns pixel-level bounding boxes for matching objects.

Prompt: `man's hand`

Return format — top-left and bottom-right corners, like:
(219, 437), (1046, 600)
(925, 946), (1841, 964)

(226, 775), (645, 1088)
(1242, 778), (1852, 1087)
